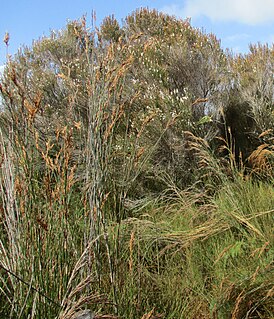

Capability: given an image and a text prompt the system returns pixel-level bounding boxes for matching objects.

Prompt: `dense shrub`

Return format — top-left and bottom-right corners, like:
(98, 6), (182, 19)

(0, 9), (273, 319)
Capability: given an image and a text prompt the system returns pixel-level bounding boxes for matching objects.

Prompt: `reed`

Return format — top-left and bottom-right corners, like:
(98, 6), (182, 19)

(0, 10), (273, 319)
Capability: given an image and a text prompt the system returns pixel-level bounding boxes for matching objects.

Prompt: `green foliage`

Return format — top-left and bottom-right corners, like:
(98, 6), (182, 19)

(0, 8), (273, 319)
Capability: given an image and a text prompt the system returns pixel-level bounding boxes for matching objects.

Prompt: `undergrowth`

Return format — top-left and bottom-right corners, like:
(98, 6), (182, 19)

(0, 9), (273, 319)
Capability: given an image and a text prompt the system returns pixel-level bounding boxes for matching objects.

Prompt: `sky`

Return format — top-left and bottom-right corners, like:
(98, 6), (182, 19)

(0, 0), (274, 68)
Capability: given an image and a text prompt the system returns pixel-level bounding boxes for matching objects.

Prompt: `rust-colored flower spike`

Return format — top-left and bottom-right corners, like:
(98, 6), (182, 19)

(3, 32), (10, 46)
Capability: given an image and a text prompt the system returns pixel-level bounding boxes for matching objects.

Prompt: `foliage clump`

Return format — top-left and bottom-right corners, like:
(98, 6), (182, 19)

(0, 8), (273, 319)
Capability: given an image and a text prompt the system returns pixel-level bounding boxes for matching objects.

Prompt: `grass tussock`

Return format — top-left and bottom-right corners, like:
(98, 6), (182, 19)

(0, 9), (273, 319)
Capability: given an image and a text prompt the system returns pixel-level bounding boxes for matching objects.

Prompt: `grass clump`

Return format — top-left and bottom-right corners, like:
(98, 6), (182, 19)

(0, 9), (273, 319)
(111, 178), (273, 318)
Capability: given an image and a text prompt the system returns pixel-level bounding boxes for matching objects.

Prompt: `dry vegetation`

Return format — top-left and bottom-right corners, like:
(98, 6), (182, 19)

(0, 9), (273, 319)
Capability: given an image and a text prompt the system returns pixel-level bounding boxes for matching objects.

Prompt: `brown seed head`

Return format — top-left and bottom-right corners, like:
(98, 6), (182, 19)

(3, 32), (10, 46)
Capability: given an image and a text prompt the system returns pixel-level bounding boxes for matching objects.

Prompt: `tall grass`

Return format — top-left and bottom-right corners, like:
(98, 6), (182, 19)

(106, 176), (273, 318)
(0, 15), (273, 319)
(0, 18), (169, 318)
(0, 19), (127, 317)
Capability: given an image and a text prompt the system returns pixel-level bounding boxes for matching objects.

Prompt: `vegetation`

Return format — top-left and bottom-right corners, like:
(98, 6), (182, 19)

(0, 8), (273, 318)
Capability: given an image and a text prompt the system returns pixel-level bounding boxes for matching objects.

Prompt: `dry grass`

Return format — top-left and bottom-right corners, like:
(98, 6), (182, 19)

(0, 11), (273, 319)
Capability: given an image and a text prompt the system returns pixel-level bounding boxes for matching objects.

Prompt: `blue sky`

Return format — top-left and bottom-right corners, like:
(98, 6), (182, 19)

(0, 0), (274, 67)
